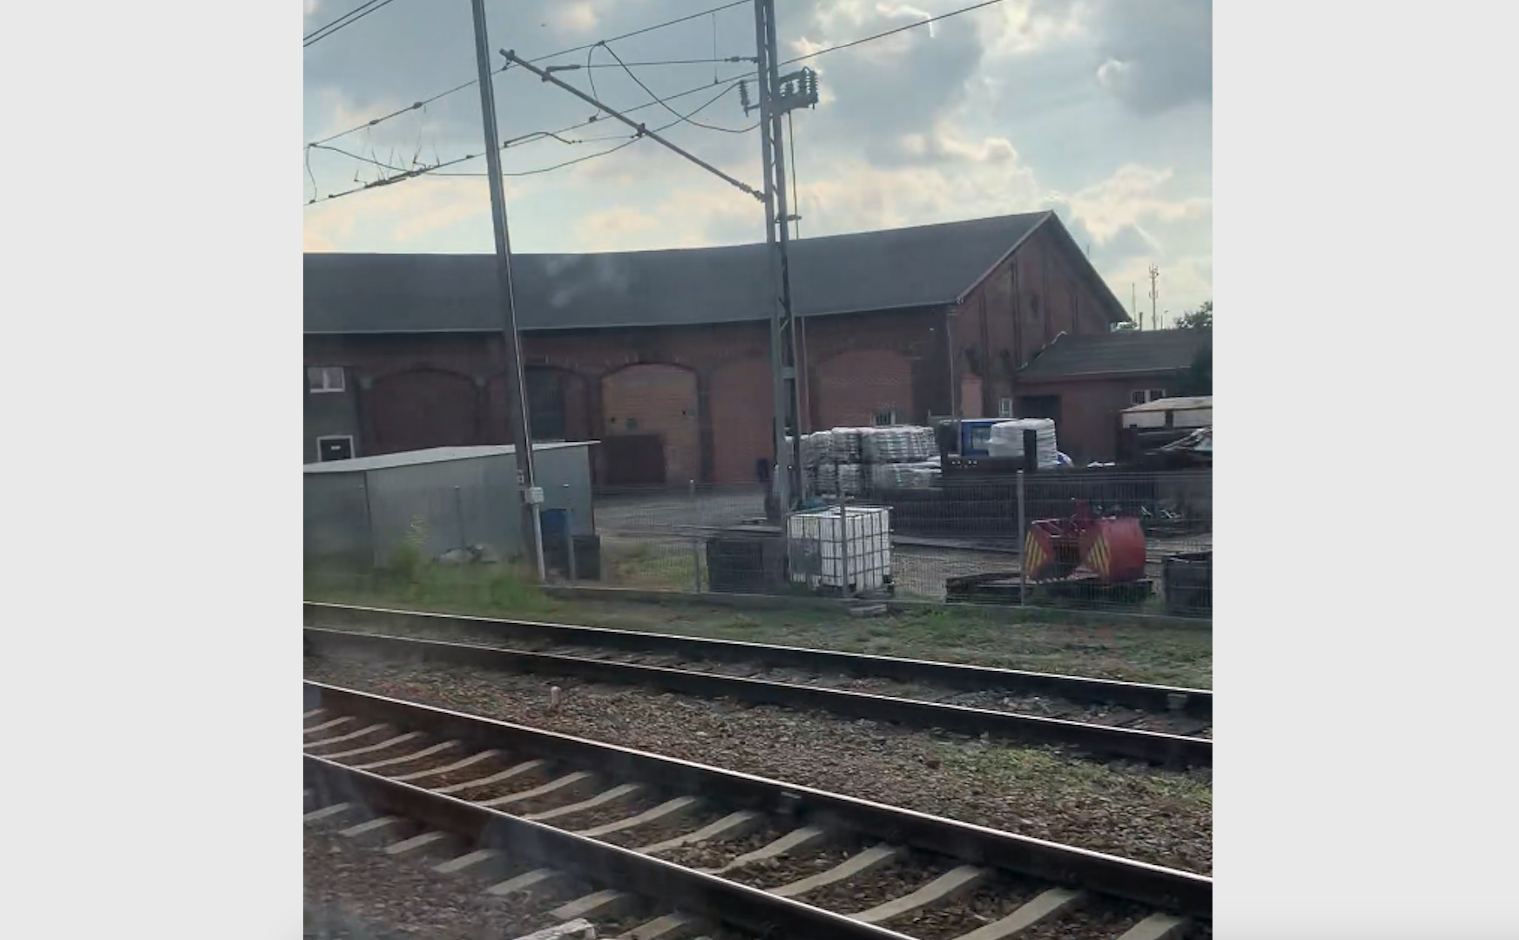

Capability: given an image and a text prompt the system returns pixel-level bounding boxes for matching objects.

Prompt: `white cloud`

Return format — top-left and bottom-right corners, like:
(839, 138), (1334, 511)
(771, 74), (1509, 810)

(1050, 164), (1209, 244)
(550, 3), (599, 34)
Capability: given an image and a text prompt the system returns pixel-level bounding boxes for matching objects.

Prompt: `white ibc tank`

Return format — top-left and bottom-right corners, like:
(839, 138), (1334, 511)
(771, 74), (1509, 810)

(987, 418), (1060, 469)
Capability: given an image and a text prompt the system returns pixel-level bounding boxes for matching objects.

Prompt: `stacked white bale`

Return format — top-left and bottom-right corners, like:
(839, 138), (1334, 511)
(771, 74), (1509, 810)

(987, 418), (1060, 469)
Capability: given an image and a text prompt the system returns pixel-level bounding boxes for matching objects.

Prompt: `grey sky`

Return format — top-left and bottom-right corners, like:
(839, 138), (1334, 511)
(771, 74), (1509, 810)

(302, 0), (1212, 319)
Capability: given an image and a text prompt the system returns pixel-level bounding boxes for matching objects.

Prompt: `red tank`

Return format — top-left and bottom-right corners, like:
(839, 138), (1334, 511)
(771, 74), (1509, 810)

(1023, 501), (1147, 585)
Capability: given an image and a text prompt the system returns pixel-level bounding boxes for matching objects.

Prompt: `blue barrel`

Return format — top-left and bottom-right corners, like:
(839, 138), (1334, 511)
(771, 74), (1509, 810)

(541, 508), (570, 542)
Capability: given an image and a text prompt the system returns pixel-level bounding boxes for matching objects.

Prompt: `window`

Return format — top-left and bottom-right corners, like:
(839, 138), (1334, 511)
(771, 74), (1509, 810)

(316, 435), (354, 462)
(307, 365), (345, 393)
(998, 398), (1014, 418)
(873, 408), (900, 427)
(1130, 390), (1147, 405)
(1131, 388), (1169, 405)
(1148, 388), (1168, 402)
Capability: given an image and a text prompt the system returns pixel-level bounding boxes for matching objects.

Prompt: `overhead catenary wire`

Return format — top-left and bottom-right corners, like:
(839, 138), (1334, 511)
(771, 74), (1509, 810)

(597, 43), (754, 134)
(303, 0), (404, 48)
(308, 80), (745, 203)
(305, 0), (750, 147)
(305, 0), (1009, 203)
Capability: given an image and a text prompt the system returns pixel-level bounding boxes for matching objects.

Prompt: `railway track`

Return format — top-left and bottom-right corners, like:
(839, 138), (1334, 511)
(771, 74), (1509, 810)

(303, 606), (1211, 768)
(304, 681), (1210, 940)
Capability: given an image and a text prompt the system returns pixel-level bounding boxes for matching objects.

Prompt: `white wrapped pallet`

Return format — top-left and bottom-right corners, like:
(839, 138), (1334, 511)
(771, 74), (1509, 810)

(787, 505), (892, 592)
(987, 418), (1060, 469)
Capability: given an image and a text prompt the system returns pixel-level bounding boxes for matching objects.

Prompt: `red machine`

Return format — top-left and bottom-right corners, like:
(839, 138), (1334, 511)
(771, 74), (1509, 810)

(1023, 500), (1147, 585)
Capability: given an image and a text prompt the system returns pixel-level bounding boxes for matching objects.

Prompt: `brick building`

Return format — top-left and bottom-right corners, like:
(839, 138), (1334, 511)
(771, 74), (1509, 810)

(1014, 328), (1213, 463)
(304, 211), (1130, 485)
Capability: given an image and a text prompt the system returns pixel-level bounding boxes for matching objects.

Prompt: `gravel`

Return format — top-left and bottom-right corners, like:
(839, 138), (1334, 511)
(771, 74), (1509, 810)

(885, 877), (1043, 940)
(305, 826), (564, 940)
(318, 622), (1212, 738)
(305, 656), (1212, 874)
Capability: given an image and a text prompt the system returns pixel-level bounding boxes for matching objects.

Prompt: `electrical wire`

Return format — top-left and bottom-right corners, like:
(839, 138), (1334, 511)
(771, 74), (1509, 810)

(307, 80), (746, 202)
(305, 0), (1010, 203)
(779, 0), (1009, 67)
(599, 43), (753, 134)
(304, 0), (403, 48)
(306, 0), (749, 147)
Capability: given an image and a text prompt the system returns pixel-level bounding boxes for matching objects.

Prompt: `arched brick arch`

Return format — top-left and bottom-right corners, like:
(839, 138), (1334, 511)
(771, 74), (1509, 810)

(710, 357), (774, 485)
(814, 348), (914, 429)
(369, 367), (478, 453)
(600, 362), (699, 486)
(484, 366), (592, 445)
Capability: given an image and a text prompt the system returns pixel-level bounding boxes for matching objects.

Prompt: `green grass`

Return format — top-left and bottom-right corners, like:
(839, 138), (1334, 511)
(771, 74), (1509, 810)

(938, 742), (1213, 811)
(305, 564), (1212, 688)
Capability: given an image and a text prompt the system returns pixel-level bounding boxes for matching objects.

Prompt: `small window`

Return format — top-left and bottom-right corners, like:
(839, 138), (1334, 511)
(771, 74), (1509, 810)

(1130, 390), (1147, 406)
(307, 366), (345, 393)
(1149, 388), (1168, 402)
(998, 398), (1014, 418)
(316, 435), (354, 462)
(874, 408), (900, 427)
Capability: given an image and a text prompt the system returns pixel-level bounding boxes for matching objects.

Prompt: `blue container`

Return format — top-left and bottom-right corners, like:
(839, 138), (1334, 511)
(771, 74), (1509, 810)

(541, 508), (570, 541)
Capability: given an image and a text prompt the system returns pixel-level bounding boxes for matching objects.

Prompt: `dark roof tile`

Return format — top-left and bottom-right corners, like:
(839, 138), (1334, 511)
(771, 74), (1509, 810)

(304, 212), (1061, 334)
(1018, 329), (1210, 380)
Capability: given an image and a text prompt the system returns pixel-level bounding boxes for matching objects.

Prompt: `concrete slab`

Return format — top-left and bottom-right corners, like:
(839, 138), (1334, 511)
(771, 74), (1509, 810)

(551, 889), (638, 922)
(316, 731), (423, 761)
(392, 749), (502, 783)
(303, 723), (388, 749)
(575, 797), (700, 839)
(339, 816), (405, 845)
(1114, 913), (1191, 940)
(353, 739), (461, 772)
(434, 759), (546, 796)
(303, 708), (326, 720)
(304, 715), (355, 735)
(618, 912), (698, 940)
(715, 826), (830, 874)
(950, 888), (1087, 940)
(433, 848), (505, 876)
(526, 783), (644, 823)
(303, 802), (355, 824)
(385, 831), (456, 857)
(852, 865), (988, 924)
(771, 844), (903, 898)
(640, 810), (763, 855)
(479, 771), (596, 809)
(486, 868), (565, 897)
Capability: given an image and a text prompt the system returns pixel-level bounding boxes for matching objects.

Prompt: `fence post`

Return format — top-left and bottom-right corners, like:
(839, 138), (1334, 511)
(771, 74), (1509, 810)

(449, 485), (461, 552)
(690, 479), (702, 593)
(1017, 469), (1028, 607)
(361, 473), (377, 571)
(837, 458), (850, 598)
(565, 507), (578, 584)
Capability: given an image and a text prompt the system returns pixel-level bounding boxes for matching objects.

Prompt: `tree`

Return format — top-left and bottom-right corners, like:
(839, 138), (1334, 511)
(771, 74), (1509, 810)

(1178, 343), (1212, 396)
(1176, 300), (1212, 330)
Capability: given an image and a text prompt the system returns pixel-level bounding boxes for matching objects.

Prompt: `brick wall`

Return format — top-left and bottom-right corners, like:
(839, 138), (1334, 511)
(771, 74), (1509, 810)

(306, 308), (948, 485)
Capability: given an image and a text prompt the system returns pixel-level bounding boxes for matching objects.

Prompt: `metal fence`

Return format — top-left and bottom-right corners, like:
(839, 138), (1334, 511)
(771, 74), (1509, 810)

(586, 469), (1211, 617)
(304, 467), (1211, 619)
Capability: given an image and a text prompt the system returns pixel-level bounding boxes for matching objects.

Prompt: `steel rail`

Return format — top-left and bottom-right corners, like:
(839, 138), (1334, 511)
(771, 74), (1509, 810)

(305, 626), (1210, 767)
(304, 681), (1213, 919)
(304, 753), (914, 940)
(303, 602), (1213, 719)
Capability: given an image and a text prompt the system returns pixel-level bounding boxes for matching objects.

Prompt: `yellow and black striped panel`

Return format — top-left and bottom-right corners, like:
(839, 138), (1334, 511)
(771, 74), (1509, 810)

(1024, 530), (1046, 578)
(1087, 534), (1110, 580)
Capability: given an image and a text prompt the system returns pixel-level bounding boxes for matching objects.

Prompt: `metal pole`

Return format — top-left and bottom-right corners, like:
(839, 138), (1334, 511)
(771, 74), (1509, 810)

(753, 0), (805, 523)
(565, 508), (578, 583)
(690, 479), (702, 593)
(470, 0), (545, 582)
(1016, 470), (1028, 606)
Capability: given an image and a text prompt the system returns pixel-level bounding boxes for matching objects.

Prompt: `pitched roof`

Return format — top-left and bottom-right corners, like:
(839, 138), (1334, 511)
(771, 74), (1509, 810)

(304, 212), (1121, 334)
(1018, 329), (1211, 381)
